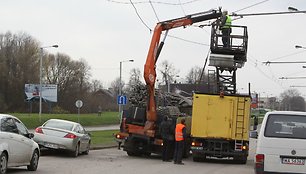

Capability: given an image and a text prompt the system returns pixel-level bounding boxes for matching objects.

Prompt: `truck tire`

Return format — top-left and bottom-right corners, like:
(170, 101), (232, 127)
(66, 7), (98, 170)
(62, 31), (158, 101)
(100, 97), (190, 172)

(127, 151), (140, 156)
(233, 155), (247, 164)
(192, 154), (206, 162)
(143, 152), (151, 157)
(193, 156), (201, 162)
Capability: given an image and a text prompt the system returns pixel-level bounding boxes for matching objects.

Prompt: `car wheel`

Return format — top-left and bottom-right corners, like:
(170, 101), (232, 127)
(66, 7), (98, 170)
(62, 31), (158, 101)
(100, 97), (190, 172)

(0, 152), (8, 174)
(71, 143), (80, 157)
(83, 142), (90, 155)
(27, 149), (39, 171)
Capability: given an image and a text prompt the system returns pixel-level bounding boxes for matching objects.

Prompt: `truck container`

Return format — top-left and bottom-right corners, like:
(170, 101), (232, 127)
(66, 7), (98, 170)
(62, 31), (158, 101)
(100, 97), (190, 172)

(191, 93), (251, 164)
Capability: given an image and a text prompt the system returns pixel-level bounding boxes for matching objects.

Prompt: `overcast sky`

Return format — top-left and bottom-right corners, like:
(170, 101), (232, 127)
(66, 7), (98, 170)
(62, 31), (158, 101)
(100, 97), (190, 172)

(0, 0), (305, 98)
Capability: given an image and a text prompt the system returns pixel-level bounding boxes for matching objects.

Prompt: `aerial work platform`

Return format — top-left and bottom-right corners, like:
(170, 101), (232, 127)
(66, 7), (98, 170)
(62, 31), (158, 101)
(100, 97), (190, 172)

(208, 22), (248, 94)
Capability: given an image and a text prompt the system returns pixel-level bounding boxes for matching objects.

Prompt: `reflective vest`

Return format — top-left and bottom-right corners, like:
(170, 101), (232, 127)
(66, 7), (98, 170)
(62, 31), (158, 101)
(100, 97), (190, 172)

(175, 123), (185, 141)
(222, 15), (232, 29)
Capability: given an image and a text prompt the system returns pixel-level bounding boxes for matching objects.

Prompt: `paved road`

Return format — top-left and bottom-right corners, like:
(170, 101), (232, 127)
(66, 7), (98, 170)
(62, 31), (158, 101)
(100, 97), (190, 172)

(84, 124), (120, 131)
(8, 139), (256, 174)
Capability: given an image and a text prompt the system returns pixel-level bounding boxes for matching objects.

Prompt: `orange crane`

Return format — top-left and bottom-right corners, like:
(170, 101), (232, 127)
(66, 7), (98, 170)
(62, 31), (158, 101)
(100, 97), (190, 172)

(115, 9), (223, 156)
(142, 9), (222, 137)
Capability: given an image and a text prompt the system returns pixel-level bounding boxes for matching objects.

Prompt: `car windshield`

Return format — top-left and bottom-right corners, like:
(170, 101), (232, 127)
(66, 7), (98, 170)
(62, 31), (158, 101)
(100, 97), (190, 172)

(265, 114), (306, 139)
(44, 120), (74, 131)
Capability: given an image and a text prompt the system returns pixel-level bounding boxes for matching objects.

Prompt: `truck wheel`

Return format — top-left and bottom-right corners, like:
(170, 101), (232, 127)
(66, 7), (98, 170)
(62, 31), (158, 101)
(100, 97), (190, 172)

(127, 151), (140, 156)
(143, 152), (151, 157)
(233, 155), (247, 164)
(193, 156), (202, 162)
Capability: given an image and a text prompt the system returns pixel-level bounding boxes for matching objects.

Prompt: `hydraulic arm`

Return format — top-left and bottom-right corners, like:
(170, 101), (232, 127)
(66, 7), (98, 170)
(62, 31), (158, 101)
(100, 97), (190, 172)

(143, 9), (222, 135)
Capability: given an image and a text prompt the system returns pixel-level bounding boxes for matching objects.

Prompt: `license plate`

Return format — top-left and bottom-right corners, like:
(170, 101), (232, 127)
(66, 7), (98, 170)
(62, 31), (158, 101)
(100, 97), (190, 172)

(44, 143), (59, 149)
(191, 146), (203, 150)
(282, 158), (305, 165)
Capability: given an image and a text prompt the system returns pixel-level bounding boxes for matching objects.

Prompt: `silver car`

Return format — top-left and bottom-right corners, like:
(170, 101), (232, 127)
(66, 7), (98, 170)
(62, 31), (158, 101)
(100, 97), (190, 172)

(0, 114), (40, 174)
(33, 119), (91, 157)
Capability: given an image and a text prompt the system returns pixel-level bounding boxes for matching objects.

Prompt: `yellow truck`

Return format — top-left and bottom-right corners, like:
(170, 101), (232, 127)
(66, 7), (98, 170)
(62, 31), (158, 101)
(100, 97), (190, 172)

(190, 93), (251, 164)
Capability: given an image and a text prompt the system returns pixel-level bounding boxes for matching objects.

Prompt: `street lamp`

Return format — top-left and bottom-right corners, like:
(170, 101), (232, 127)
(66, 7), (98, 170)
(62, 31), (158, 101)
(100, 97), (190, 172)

(295, 45), (306, 49)
(39, 45), (58, 122)
(288, 6), (299, 12)
(288, 6), (306, 14)
(118, 59), (134, 117)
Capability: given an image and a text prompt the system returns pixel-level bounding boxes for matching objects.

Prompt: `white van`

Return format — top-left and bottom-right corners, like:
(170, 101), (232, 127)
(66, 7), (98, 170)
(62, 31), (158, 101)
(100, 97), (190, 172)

(252, 111), (306, 174)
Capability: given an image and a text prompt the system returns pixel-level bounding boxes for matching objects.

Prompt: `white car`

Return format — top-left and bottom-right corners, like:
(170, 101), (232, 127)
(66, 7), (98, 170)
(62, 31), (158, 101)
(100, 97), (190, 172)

(33, 119), (91, 157)
(252, 111), (306, 174)
(0, 114), (40, 174)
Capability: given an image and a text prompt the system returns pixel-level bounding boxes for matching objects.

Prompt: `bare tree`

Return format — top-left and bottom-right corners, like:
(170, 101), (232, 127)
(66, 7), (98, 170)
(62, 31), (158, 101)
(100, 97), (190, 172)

(290, 96), (306, 111)
(280, 89), (305, 111)
(110, 77), (124, 97)
(0, 32), (40, 111)
(90, 79), (104, 92)
(43, 53), (92, 112)
(158, 60), (179, 87)
(185, 66), (202, 84)
(127, 68), (143, 87)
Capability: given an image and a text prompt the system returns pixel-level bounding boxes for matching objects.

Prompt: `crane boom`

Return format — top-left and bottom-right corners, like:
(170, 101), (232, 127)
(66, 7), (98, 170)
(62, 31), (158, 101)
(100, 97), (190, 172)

(143, 9), (222, 134)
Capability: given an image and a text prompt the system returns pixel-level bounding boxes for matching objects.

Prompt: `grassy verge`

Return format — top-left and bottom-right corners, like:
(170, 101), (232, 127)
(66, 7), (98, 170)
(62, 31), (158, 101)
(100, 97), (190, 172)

(11, 112), (120, 129)
(89, 130), (119, 147)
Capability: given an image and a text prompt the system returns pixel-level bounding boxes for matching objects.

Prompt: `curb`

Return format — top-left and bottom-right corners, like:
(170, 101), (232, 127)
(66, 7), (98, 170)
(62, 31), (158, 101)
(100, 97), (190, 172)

(90, 144), (118, 150)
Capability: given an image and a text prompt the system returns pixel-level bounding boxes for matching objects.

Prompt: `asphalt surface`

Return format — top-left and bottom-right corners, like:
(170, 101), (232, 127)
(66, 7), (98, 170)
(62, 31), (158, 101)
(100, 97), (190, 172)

(11, 144), (256, 174)
(84, 124), (120, 131)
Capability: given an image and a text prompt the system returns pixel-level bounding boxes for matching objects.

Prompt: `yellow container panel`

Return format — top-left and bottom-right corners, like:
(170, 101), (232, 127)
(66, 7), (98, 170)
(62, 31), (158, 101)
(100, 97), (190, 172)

(191, 94), (251, 141)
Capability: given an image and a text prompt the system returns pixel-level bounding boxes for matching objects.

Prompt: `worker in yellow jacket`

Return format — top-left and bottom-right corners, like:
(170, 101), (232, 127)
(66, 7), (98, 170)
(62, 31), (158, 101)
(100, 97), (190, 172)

(220, 10), (232, 47)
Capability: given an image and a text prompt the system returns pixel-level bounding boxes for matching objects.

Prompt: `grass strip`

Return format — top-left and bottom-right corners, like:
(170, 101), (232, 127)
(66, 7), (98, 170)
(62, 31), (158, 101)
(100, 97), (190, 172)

(11, 112), (120, 129)
(89, 130), (119, 146)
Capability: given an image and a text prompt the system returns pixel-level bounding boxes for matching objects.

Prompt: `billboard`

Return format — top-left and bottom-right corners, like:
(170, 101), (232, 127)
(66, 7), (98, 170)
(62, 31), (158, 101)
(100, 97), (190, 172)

(251, 93), (258, 108)
(25, 84), (57, 102)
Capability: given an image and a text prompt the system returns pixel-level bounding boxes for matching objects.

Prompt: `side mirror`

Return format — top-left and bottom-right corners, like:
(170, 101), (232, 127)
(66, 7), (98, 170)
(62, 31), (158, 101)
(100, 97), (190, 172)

(87, 132), (91, 136)
(249, 130), (258, 139)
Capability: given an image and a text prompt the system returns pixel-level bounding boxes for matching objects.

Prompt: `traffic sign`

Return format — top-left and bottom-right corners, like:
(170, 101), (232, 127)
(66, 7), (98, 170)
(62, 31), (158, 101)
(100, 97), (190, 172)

(75, 100), (83, 108)
(117, 95), (127, 105)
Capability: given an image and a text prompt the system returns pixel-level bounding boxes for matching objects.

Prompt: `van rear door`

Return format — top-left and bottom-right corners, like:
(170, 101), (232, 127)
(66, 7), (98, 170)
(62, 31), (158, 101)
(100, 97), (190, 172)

(258, 113), (306, 173)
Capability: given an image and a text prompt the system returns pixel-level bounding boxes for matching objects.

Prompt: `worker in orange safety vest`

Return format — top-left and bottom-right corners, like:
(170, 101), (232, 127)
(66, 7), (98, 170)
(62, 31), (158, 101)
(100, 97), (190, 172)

(173, 118), (186, 165)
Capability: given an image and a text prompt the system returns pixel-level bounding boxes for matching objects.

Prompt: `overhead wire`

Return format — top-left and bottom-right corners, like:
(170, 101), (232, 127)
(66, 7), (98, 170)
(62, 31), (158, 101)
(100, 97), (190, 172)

(167, 34), (209, 46)
(129, 0), (152, 32)
(127, 0), (213, 45)
(178, 0), (186, 16)
(230, 0), (300, 92)
(107, 0), (203, 5)
(261, 50), (306, 87)
(267, 50), (306, 61)
(149, 0), (160, 21)
(107, 0), (303, 94)
(233, 0), (270, 13)
(285, 69), (306, 77)
(247, 56), (286, 89)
